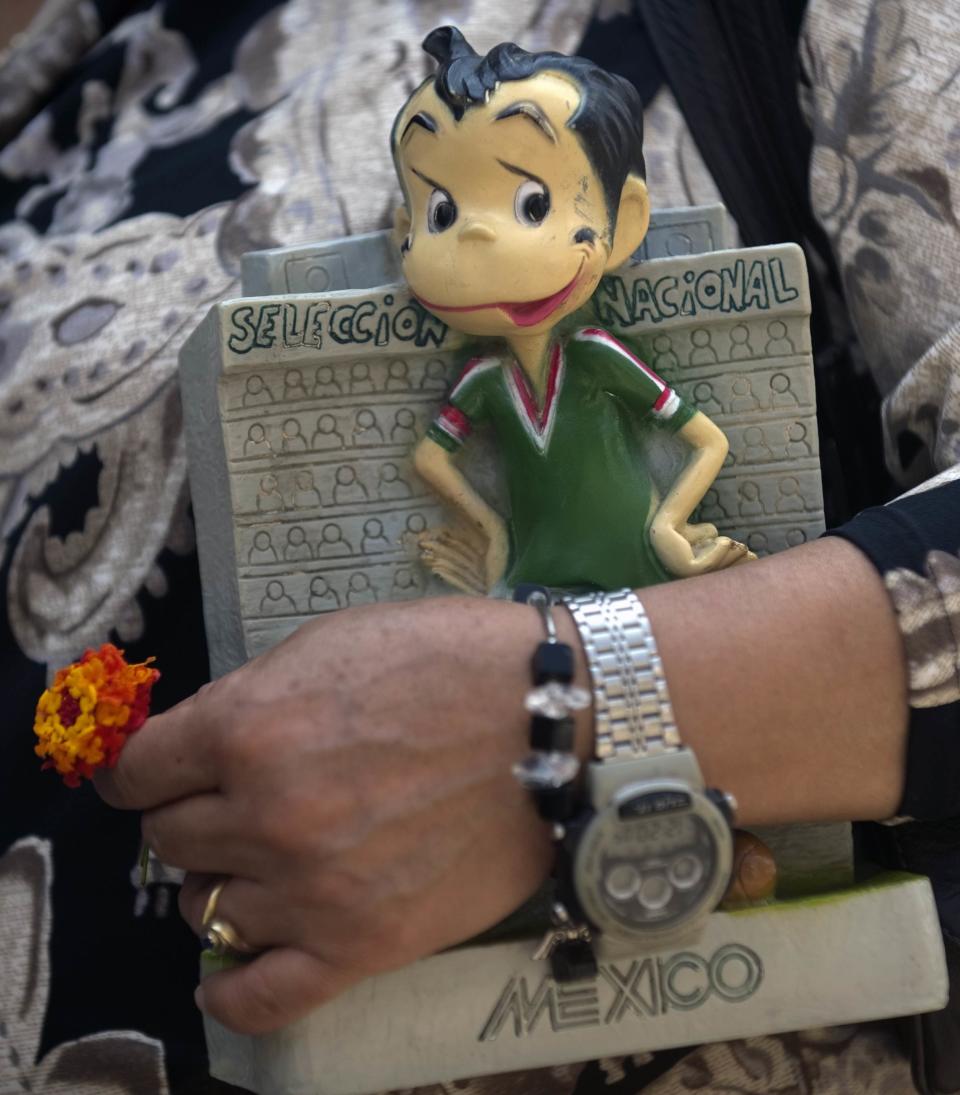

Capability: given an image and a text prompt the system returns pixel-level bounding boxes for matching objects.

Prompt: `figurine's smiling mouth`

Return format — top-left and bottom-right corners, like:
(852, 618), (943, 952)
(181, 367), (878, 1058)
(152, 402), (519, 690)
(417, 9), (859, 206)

(416, 260), (585, 328)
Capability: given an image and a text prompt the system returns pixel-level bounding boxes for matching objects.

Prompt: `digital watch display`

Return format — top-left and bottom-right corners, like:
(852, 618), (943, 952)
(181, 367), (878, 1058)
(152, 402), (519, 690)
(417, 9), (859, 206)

(571, 777), (733, 947)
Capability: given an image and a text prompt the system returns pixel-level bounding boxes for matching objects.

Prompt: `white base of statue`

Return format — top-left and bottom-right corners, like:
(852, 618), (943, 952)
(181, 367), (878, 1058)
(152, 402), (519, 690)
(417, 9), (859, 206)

(203, 872), (947, 1095)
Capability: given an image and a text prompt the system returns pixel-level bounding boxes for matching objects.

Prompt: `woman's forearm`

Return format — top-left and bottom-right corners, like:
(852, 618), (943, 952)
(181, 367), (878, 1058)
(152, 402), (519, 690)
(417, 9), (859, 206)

(98, 534), (908, 1033)
(559, 536), (908, 827)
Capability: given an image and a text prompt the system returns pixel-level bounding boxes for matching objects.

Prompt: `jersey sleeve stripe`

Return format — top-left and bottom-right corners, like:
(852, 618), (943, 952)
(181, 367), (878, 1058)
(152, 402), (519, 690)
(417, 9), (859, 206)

(450, 354), (500, 401)
(574, 327), (669, 393)
(435, 405), (471, 444)
(652, 389), (681, 420)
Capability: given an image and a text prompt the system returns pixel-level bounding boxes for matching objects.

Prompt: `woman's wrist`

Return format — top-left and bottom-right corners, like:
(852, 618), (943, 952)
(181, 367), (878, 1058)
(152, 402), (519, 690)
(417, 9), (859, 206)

(634, 537), (907, 826)
(449, 594), (594, 766)
(554, 605), (596, 765)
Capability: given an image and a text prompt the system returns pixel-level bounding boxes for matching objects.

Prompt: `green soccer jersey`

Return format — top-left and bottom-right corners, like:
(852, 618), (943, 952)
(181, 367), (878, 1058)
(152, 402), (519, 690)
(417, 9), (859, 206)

(426, 326), (697, 592)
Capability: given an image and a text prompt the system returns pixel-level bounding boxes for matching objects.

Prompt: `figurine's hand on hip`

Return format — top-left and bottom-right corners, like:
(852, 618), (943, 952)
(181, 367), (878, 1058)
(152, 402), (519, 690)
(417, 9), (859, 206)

(651, 519), (753, 576)
(93, 597), (572, 1035)
(417, 522), (488, 594)
(680, 519), (719, 545)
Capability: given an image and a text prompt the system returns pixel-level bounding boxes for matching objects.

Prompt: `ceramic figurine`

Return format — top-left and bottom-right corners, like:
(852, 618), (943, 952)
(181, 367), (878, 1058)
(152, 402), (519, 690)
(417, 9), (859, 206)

(392, 26), (775, 921)
(392, 27), (751, 595)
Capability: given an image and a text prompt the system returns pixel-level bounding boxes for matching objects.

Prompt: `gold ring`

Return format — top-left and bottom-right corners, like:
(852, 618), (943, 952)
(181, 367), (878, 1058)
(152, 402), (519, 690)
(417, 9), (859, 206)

(201, 880), (227, 928)
(200, 880), (256, 957)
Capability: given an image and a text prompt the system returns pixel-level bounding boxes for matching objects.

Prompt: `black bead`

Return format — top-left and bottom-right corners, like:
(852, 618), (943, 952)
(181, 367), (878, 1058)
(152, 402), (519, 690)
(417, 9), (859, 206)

(535, 781), (577, 821)
(532, 641), (574, 684)
(551, 940), (598, 983)
(512, 582), (548, 604)
(529, 715), (574, 752)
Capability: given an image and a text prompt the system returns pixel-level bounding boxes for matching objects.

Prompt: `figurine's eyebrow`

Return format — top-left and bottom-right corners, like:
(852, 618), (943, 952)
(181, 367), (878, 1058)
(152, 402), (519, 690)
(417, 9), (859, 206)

(400, 112), (439, 144)
(410, 165), (449, 193)
(493, 101), (557, 143)
(497, 159), (548, 188)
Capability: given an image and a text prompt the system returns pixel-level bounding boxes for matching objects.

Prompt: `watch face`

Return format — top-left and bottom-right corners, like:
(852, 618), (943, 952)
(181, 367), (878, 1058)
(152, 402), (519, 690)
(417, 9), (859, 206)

(574, 782), (731, 942)
(597, 810), (717, 928)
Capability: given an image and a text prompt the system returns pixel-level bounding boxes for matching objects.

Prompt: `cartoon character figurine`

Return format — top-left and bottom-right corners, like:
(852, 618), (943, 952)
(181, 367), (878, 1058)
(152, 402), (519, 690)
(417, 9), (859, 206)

(391, 27), (751, 596)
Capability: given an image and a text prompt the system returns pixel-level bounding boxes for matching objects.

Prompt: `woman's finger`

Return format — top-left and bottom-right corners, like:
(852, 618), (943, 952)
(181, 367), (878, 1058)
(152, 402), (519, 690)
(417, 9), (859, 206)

(141, 793), (254, 875)
(197, 946), (360, 1035)
(179, 873), (288, 951)
(94, 681), (229, 810)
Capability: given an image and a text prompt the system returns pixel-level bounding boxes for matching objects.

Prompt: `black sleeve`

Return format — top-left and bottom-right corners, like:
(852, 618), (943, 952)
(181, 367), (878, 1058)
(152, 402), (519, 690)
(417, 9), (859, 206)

(825, 473), (960, 820)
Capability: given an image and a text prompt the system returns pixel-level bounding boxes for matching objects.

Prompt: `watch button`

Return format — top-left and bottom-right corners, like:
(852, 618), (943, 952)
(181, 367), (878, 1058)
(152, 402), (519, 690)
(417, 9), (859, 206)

(638, 874), (673, 910)
(669, 853), (704, 890)
(706, 787), (738, 825)
(604, 864), (640, 900)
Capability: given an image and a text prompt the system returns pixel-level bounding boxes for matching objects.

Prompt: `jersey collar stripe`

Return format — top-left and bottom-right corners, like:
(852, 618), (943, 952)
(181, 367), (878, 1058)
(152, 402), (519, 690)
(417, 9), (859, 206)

(574, 327), (668, 392)
(512, 342), (562, 430)
(540, 343), (561, 431)
(510, 362), (540, 424)
(505, 342), (565, 453)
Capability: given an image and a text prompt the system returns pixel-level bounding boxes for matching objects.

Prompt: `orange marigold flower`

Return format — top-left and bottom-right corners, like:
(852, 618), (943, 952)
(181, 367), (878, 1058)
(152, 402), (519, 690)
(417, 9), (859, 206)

(34, 643), (160, 787)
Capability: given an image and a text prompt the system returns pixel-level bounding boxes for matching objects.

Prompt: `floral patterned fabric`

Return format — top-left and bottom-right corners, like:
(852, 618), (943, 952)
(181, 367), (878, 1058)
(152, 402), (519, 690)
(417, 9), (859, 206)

(1, 0), (958, 1092)
(803, 0), (960, 485)
(0, 837), (169, 1095)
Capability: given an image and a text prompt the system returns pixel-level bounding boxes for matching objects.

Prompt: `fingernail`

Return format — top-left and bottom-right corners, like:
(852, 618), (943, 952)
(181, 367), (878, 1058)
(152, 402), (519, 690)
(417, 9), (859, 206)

(195, 984), (207, 1012)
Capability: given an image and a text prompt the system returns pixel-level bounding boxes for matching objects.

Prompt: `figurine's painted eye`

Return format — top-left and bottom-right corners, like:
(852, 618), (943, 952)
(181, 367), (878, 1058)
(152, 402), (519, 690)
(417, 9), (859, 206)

(514, 180), (550, 226)
(427, 188), (457, 233)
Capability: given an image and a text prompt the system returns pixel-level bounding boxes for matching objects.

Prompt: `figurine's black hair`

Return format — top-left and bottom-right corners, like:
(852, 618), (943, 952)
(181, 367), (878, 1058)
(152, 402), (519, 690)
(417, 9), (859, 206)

(419, 26), (645, 226)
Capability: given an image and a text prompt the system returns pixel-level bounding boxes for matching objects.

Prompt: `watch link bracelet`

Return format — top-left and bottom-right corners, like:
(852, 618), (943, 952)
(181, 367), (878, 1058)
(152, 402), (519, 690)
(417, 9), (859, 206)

(515, 588), (737, 983)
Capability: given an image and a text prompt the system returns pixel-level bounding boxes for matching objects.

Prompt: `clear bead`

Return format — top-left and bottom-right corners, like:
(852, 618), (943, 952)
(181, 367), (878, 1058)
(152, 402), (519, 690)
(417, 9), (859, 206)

(512, 750), (580, 789)
(525, 682), (591, 719)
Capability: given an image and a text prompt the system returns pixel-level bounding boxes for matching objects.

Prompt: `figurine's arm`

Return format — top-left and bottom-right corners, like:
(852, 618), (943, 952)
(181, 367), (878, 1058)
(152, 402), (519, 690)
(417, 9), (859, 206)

(413, 435), (509, 594)
(571, 328), (749, 576)
(649, 411), (751, 576)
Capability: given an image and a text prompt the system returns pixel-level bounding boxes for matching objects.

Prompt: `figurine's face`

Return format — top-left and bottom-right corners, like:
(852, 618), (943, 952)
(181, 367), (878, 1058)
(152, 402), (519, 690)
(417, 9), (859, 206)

(394, 72), (646, 338)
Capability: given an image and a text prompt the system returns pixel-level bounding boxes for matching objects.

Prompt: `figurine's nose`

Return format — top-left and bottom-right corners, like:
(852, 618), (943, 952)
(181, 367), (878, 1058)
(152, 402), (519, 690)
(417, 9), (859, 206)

(458, 218), (497, 242)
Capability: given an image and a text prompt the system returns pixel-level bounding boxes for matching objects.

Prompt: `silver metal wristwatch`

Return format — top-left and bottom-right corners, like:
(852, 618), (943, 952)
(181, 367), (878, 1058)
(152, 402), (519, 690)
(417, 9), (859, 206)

(560, 589), (736, 952)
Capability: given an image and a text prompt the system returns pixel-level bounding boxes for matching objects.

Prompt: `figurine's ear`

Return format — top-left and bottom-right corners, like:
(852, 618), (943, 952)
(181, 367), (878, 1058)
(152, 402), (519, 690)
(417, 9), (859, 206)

(393, 204), (412, 247)
(604, 175), (650, 271)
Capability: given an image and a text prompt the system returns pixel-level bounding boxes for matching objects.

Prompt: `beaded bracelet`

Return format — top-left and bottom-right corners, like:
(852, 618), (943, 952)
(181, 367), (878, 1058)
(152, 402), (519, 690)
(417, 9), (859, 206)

(511, 585), (590, 823)
(512, 585), (598, 981)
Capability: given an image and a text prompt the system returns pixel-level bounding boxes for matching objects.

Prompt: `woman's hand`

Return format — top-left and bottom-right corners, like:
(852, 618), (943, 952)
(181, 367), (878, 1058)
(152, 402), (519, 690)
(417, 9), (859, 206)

(94, 597), (567, 1035)
(92, 539), (909, 1037)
